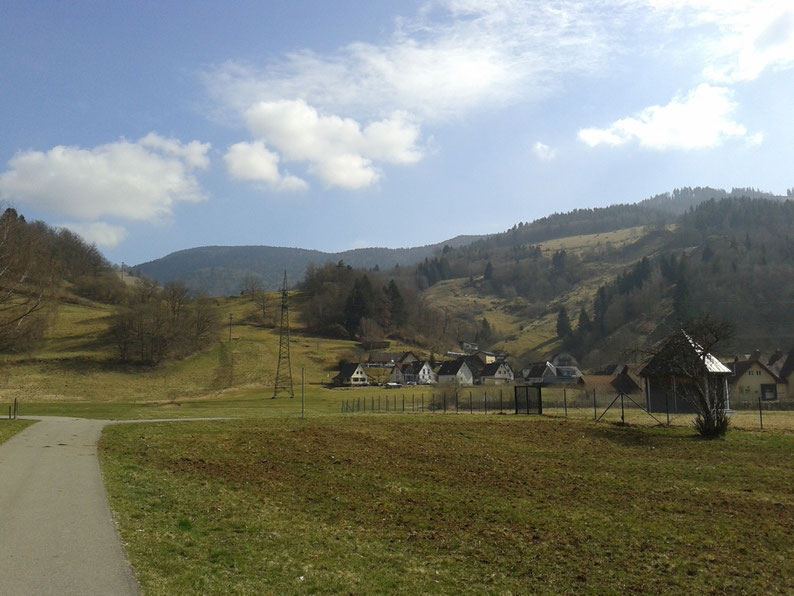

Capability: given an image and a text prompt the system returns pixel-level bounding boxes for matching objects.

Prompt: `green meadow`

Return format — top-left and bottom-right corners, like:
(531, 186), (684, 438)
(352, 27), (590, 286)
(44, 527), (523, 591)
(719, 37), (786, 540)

(99, 415), (794, 595)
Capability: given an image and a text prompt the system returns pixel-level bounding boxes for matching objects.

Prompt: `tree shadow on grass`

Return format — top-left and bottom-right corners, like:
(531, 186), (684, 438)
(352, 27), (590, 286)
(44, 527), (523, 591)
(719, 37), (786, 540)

(588, 421), (700, 448)
(48, 356), (155, 376)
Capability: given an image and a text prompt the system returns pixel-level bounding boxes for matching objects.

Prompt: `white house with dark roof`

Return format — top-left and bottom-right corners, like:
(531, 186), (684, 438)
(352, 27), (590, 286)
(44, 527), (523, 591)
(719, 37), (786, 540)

(392, 361), (437, 385)
(437, 358), (475, 385)
(480, 362), (514, 385)
(333, 363), (369, 387)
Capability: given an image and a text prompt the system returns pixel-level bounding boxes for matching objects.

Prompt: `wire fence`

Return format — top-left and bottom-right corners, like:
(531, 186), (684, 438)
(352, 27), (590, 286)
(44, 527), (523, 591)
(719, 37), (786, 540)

(339, 386), (794, 431)
(340, 387), (538, 416)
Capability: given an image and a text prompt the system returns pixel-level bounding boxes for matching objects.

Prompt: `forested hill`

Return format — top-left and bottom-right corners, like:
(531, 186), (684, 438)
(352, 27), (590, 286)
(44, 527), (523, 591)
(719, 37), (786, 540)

(469, 186), (785, 252)
(132, 235), (483, 296)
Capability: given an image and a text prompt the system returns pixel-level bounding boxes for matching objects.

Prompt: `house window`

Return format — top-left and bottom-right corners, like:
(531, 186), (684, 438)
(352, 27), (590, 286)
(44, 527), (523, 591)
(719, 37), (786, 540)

(761, 384), (777, 401)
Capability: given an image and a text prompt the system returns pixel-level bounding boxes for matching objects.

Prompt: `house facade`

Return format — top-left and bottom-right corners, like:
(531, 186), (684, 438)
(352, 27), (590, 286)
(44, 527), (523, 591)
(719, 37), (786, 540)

(729, 352), (788, 405)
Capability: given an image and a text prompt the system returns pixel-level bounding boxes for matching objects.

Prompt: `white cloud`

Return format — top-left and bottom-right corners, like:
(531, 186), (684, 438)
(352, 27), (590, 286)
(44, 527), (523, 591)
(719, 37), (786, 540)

(532, 141), (556, 161)
(649, 1), (794, 83)
(578, 84), (755, 150)
(224, 141), (308, 192)
(243, 99), (421, 189)
(0, 133), (210, 221)
(59, 221), (128, 249)
(203, 2), (614, 123)
(202, 1), (627, 190)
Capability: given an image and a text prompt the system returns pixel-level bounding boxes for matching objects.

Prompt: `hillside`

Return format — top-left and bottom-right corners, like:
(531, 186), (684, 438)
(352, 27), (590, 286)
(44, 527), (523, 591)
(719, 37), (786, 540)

(133, 235), (483, 296)
(415, 195), (794, 368)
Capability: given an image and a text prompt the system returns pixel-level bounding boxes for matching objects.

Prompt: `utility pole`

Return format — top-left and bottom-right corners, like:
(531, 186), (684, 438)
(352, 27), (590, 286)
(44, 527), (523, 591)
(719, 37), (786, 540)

(273, 271), (294, 398)
(228, 313), (233, 342)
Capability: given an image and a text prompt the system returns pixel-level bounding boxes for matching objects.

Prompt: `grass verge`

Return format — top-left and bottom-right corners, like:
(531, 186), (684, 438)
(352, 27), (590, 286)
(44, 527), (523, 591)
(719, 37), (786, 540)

(100, 415), (794, 594)
(0, 419), (35, 444)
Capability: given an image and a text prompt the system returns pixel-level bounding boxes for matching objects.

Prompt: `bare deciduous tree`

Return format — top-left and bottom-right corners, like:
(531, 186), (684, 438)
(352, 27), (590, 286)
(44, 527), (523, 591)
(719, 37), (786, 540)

(0, 209), (56, 351)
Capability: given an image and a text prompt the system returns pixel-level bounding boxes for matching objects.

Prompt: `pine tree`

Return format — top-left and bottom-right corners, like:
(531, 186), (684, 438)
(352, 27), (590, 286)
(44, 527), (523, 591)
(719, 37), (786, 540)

(556, 307), (572, 339)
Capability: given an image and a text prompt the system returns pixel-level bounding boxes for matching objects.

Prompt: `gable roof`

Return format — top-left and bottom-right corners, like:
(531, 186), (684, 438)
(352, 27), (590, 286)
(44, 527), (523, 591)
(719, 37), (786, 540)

(335, 363), (364, 379)
(729, 358), (784, 384)
(481, 362), (503, 376)
(775, 349), (794, 381)
(525, 362), (553, 378)
(438, 358), (469, 376)
(641, 331), (731, 377)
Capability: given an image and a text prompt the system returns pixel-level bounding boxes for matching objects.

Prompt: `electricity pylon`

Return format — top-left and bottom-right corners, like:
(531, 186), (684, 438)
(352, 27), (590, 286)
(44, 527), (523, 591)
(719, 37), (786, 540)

(272, 270), (294, 398)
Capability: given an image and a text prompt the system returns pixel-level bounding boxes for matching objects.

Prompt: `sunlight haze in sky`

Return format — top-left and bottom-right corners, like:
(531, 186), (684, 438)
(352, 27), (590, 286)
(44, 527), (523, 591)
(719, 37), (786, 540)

(1, 1), (792, 265)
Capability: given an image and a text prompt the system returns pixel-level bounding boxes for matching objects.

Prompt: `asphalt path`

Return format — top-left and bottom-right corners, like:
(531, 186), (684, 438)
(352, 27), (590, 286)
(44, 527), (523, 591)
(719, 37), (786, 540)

(0, 416), (230, 596)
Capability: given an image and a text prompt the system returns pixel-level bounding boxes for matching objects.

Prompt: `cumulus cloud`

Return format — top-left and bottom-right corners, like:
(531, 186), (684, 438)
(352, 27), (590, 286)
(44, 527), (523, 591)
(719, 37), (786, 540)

(241, 99), (421, 189)
(0, 133), (210, 221)
(58, 221), (128, 249)
(224, 141), (308, 191)
(578, 84), (756, 150)
(203, 1), (624, 190)
(532, 141), (556, 161)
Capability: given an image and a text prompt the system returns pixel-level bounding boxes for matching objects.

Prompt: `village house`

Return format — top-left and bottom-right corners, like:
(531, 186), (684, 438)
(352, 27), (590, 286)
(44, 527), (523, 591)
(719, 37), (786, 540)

(521, 361), (582, 385)
(392, 360), (436, 385)
(364, 352), (400, 368)
(729, 350), (788, 404)
(437, 357), (476, 385)
(480, 361), (514, 385)
(333, 363), (369, 387)
(398, 351), (419, 364)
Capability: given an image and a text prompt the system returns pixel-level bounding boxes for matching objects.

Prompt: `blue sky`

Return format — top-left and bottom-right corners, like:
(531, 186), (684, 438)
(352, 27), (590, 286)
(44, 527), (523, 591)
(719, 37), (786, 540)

(1, 1), (793, 266)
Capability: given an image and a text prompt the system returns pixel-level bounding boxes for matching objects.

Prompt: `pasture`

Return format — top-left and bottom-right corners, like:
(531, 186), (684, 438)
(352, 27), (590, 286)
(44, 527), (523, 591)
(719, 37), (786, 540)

(100, 414), (794, 595)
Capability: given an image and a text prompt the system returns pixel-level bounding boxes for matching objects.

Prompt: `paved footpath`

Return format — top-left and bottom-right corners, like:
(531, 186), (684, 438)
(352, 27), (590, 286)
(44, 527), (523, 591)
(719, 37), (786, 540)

(0, 416), (229, 596)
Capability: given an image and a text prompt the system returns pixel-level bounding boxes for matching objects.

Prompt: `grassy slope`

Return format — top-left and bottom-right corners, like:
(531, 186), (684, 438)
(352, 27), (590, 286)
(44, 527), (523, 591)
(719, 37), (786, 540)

(0, 292), (426, 418)
(100, 415), (794, 595)
(424, 226), (659, 364)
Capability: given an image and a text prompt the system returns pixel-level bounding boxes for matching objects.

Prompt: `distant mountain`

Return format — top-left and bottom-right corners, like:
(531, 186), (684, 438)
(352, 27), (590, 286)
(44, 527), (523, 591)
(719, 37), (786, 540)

(132, 235), (483, 296)
(133, 186), (787, 297)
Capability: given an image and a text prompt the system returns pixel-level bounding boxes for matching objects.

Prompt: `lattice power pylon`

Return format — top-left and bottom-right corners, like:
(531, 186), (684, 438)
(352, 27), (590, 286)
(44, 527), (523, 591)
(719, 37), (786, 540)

(272, 270), (294, 398)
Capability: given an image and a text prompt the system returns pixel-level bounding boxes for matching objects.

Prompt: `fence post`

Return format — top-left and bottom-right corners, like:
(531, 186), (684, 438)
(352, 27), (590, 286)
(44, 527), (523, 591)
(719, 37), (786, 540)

(456, 392), (459, 412)
(14, 398), (18, 419)
(500, 389), (503, 413)
(485, 392), (488, 415)
(402, 395), (405, 412)
(378, 396), (381, 412)
(759, 395), (764, 430)
(443, 392), (447, 413)
(620, 392), (625, 423)
(563, 388), (568, 418)
(421, 394), (424, 411)
(7, 406), (10, 420)
(412, 395), (415, 412)
(470, 391), (473, 414)
(593, 389), (597, 421)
